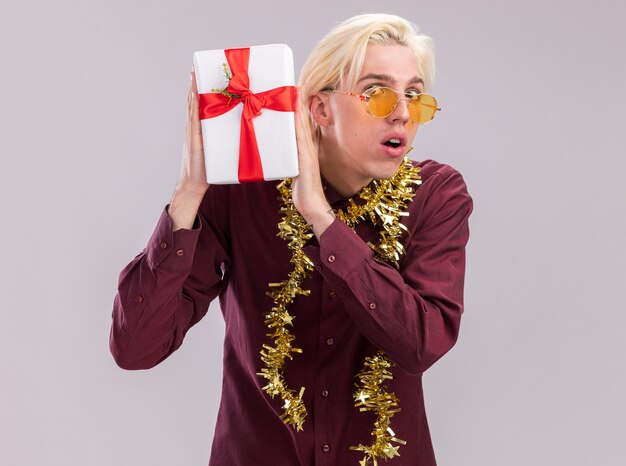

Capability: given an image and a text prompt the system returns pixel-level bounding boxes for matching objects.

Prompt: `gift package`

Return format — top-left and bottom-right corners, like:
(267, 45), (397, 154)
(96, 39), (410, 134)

(193, 44), (299, 184)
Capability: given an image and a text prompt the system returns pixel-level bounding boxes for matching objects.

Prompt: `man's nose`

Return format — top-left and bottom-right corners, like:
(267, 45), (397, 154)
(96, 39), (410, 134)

(388, 97), (411, 124)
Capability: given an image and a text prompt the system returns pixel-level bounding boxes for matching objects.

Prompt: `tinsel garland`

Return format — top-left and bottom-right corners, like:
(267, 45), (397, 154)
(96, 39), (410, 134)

(349, 351), (407, 466)
(257, 156), (422, 464)
(257, 185), (314, 431)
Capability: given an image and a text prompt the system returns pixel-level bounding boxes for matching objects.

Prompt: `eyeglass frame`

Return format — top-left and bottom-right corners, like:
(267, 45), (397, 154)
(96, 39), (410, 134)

(328, 86), (441, 123)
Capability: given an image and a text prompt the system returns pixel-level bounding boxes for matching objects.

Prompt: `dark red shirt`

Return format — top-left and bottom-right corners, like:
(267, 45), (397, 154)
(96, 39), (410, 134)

(110, 159), (474, 466)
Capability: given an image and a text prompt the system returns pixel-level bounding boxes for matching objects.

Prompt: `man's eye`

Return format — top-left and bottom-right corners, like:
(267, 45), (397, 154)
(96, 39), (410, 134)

(405, 89), (421, 98)
(363, 85), (386, 95)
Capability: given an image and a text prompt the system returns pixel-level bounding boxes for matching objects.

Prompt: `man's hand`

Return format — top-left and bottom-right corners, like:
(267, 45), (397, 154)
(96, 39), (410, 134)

(291, 100), (335, 239)
(169, 70), (210, 231)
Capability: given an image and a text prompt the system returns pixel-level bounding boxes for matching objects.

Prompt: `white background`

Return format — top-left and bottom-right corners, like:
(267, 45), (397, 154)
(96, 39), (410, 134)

(1, 0), (624, 465)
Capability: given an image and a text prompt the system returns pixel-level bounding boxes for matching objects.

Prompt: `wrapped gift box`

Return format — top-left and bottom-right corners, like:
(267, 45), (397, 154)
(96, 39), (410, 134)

(193, 44), (299, 184)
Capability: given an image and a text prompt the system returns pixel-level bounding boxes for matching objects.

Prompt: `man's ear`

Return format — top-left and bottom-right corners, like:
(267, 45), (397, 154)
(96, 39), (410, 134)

(308, 94), (332, 127)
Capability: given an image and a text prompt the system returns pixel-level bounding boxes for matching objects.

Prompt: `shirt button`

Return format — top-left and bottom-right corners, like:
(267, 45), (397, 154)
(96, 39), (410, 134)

(329, 290), (337, 299)
(327, 254), (336, 263)
(159, 241), (168, 249)
(176, 248), (184, 256)
(321, 389), (329, 397)
(134, 295), (144, 303)
(326, 337), (334, 346)
(322, 444), (330, 452)
(316, 264), (323, 272)
(369, 302), (377, 310)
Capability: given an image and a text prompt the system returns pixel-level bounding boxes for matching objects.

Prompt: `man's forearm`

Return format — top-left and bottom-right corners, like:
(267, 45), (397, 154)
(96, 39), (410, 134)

(168, 189), (205, 231)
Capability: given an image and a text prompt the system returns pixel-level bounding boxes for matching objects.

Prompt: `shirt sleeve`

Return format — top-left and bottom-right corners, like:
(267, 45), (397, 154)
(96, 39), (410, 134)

(304, 169), (473, 375)
(109, 186), (231, 370)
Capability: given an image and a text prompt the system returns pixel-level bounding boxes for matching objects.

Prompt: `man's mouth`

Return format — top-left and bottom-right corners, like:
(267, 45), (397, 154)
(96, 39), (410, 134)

(383, 138), (403, 149)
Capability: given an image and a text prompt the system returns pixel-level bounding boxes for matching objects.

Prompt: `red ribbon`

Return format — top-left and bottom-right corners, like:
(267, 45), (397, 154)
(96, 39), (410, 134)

(198, 47), (296, 183)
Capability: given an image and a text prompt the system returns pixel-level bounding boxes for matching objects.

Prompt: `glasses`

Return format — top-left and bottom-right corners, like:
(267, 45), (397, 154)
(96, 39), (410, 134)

(332, 87), (441, 124)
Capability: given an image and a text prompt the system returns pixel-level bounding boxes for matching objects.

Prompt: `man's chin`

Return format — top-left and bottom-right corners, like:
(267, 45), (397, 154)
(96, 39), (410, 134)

(374, 160), (406, 180)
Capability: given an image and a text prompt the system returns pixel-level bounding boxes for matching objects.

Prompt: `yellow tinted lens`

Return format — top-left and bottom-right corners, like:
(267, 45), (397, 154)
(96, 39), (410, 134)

(367, 88), (397, 117)
(409, 94), (438, 123)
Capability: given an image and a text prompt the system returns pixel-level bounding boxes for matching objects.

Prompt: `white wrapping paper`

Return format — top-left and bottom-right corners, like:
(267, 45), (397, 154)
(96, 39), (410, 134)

(193, 44), (298, 184)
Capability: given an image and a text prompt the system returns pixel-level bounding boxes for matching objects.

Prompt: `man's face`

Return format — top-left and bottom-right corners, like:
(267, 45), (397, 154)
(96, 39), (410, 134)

(318, 43), (423, 194)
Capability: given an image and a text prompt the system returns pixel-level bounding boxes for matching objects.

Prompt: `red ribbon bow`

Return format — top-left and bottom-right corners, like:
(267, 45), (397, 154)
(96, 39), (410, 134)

(198, 47), (296, 182)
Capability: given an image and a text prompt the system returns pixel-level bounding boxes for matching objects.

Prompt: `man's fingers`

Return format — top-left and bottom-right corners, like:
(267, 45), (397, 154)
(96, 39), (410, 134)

(191, 69), (198, 94)
(187, 79), (193, 114)
(188, 72), (202, 140)
(294, 103), (315, 158)
(294, 90), (306, 149)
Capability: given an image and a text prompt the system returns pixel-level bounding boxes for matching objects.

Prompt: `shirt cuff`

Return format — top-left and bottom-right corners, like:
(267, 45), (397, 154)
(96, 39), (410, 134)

(146, 204), (202, 272)
(303, 217), (374, 285)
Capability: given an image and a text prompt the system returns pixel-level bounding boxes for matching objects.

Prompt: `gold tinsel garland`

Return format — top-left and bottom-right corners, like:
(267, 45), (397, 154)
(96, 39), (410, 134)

(257, 156), (422, 464)
(350, 351), (407, 466)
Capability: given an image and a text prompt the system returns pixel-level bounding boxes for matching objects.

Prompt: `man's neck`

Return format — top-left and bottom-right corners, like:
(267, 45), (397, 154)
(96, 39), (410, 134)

(318, 147), (372, 199)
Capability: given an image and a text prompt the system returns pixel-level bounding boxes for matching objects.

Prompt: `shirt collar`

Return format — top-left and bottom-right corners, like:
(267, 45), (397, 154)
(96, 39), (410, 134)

(321, 175), (373, 209)
(321, 175), (345, 207)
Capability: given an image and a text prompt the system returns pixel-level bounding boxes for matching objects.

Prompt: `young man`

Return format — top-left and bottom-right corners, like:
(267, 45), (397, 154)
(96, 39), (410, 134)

(110, 13), (473, 466)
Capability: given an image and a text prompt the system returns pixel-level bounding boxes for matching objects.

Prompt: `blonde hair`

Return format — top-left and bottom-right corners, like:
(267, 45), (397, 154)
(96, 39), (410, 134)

(299, 13), (435, 143)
